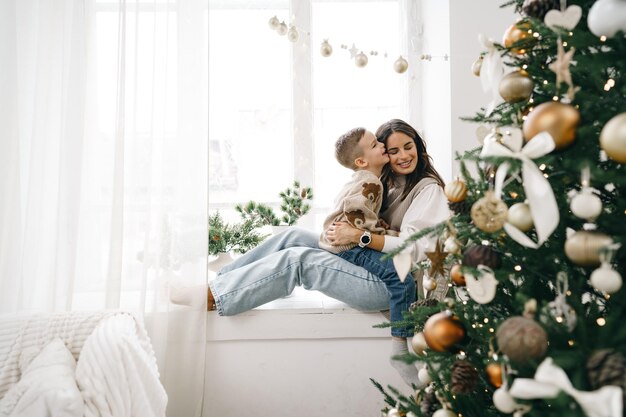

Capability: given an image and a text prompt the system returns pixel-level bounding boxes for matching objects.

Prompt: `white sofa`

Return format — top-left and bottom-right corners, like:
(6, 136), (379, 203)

(0, 311), (167, 417)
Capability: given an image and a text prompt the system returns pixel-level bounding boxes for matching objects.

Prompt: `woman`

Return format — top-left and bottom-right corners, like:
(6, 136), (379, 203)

(201, 119), (449, 386)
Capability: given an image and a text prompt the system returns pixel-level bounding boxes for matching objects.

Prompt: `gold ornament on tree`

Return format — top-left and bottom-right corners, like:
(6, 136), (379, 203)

(496, 316), (548, 364)
(549, 38), (578, 101)
(599, 112), (626, 163)
(502, 20), (535, 55)
(393, 56), (408, 73)
(450, 264), (466, 286)
(425, 239), (449, 278)
(485, 362), (503, 388)
(444, 178), (467, 202)
(522, 101), (580, 150)
(564, 229), (613, 267)
(423, 311), (466, 353)
(507, 202), (534, 232)
(471, 191), (508, 233)
(471, 56), (483, 76)
(498, 70), (534, 103)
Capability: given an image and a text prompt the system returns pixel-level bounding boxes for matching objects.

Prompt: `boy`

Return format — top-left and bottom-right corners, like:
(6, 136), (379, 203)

(320, 127), (421, 389)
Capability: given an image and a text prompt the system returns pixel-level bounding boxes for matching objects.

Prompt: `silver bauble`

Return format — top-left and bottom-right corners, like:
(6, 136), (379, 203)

(393, 56), (408, 73)
(276, 21), (288, 36)
(320, 40), (333, 57)
(507, 202), (534, 232)
(268, 16), (280, 30)
(423, 277), (437, 291)
(599, 112), (626, 164)
(590, 264), (623, 294)
(570, 190), (603, 221)
(287, 25), (299, 42)
(355, 51), (368, 67)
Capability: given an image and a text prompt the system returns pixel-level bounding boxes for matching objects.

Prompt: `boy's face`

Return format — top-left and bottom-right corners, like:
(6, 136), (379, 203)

(357, 131), (389, 169)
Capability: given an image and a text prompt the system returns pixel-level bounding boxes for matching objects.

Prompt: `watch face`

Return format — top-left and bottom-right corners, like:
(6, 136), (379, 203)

(361, 234), (371, 245)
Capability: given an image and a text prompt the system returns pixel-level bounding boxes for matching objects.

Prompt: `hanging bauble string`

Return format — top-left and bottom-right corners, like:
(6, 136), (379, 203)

(521, 0), (560, 20)
(355, 51), (369, 67)
(564, 230), (613, 267)
(507, 202), (534, 232)
(471, 56), (483, 76)
(268, 16), (280, 30)
(287, 25), (299, 42)
(276, 21), (288, 36)
(393, 56), (409, 73)
(444, 178), (468, 203)
(498, 70), (534, 103)
(502, 20), (536, 55)
(588, 0), (626, 38)
(599, 112), (626, 163)
(570, 188), (603, 222)
(496, 316), (548, 364)
(320, 40), (333, 57)
(471, 191), (509, 233)
(423, 311), (466, 353)
(522, 101), (580, 150)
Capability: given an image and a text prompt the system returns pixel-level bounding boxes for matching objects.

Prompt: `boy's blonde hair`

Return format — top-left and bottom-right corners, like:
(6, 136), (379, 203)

(335, 127), (366, 170)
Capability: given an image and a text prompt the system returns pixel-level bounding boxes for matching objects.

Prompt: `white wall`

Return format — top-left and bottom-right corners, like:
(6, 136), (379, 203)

(448, 0), (516, 176)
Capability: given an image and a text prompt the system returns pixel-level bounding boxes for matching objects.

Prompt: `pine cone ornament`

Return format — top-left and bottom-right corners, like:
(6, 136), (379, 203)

(419, 390), (440, 417)
(448, 200), (471, 216)
(410, 298), (439, 310)
(521, 0), (560, 20)
(450, 360), (479, 394)
(587, 349), (626, 404)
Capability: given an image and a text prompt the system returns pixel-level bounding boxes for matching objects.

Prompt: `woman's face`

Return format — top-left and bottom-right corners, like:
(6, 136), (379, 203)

(385, 132), (418, 175)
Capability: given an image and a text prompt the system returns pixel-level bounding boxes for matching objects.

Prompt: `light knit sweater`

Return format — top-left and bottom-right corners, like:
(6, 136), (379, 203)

(319, 170), (387, 254)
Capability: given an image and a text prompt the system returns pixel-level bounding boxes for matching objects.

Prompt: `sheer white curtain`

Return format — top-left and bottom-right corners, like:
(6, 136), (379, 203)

(0, 0), (208, 416)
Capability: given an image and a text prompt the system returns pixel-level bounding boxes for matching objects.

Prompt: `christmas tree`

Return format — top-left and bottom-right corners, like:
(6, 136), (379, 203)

(376, 1), (626, 416)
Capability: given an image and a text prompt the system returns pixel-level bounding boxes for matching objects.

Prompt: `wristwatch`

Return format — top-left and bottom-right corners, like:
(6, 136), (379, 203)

(358, 230), (372, 248)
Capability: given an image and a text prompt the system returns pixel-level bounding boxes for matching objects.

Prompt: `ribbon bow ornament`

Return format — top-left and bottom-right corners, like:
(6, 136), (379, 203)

(480, 127), (559, 249)
(478, 34), (511, 116)
(509, 357), (623, 417)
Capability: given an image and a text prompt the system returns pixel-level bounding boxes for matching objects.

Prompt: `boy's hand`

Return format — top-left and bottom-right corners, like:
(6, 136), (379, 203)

(376, 218), (390, 230)
(326, 221), (361, 246)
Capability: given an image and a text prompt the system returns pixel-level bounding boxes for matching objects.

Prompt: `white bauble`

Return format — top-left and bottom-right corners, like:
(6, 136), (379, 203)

(588, 0), (626, 37)
(507, 202), (534, 232)
(393, 56), (408, 73)
(411, 332), (428, 355)
(287, 25), (299, 42)
(570, 190), (603, 221)
(387, 408), (402, 417)
(320, 40), (333, 57)
(268, 16), (280, 30)
(418, 367), (432, 384)
(406, 413), (418, 417)
(590, 264), (623, 294)
(444, 237), (460, 254)
(423, 277), (437, 291)
(276, 21), (288, 36)
(493, 387), (519, 414)
(432, 409), (457, 417)
(355, 52), (369, 67)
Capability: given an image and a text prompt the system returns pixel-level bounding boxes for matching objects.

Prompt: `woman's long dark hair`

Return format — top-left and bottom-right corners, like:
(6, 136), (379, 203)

(376, 119), (445, 207)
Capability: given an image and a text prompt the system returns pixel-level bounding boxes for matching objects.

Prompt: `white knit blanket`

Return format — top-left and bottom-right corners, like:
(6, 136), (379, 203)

(0, 311), (167, 417)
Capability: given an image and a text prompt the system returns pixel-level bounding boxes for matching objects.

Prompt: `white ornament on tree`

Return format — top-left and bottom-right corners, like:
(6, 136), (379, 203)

(418, 367), (432, 384)
(588, 0), (626, 38)
(590, 243), (623, 294)
(544, 5), (582, 31)
(493, 387), (521, 414)
(423, 277), (437, 291)
(570, 188), (602, 221)
(432, 409), (456, 417)
(464, 265), (498, 304)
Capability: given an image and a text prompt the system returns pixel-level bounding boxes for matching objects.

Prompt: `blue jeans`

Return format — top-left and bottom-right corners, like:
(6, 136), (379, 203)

(213, 227), (413, 337)
(337, 247), (415, 337)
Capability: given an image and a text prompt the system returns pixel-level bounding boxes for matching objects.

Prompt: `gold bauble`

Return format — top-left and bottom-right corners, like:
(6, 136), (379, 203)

(470, 191), (508, 233)
(507, 202), (534, 232)
(485, 362), (503, 388)
(445, 178), (468, 203)
(393, 56), (409, 74)
(320, 40), (333, 57)
(472, 56), (483, 76)
(496, 316), (548, 364)
(423, 311), (466, 353)
(600, 112), (626, 163)
(565, 230), (613, 267)
(450, 264), (466, 286)
(522, 101), (580, 150)
(502, 21), (535, 55)
(498, 70), (534, 103)
(355, 52), (368, 68)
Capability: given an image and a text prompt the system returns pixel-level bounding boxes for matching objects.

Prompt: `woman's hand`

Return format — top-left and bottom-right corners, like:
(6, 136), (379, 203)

(326, 221), (361, 246)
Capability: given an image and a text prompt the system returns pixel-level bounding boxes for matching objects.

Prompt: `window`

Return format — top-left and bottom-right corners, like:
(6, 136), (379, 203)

(209, 0), (407, 228)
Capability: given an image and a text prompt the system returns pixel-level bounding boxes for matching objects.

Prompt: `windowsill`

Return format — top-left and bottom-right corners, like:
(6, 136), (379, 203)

(206, 287), (390, 341)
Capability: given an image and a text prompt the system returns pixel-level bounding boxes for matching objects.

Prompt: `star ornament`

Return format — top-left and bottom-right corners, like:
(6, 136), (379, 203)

(548, 40), (578, 100)
(425, 239), (449, 278)
(348, 43), (359, 59)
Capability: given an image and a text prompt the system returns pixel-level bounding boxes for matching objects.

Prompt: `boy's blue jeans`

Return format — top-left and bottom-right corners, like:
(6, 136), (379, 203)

(337, 247), (416, 337)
